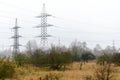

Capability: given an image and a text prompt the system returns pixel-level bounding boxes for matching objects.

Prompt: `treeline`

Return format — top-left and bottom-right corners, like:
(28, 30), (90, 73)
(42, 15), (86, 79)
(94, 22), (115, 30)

(97, 53), (120, 66)
(13, 40), (120, 70)
(14, 46), (95, 70)
(0, 40), (120, 79)
(13, 44), (120, 80)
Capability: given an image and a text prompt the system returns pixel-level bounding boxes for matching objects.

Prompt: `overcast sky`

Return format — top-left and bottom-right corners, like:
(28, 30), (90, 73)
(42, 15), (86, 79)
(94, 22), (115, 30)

(0, 0), (119, 51)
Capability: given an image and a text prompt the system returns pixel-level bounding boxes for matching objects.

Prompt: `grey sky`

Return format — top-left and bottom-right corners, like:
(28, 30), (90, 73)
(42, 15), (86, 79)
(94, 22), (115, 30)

(0, 0), (119, 51)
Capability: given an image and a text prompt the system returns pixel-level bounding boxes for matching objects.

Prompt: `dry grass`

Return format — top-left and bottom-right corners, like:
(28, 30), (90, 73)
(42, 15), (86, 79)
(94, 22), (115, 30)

(11, 62), (120, 80)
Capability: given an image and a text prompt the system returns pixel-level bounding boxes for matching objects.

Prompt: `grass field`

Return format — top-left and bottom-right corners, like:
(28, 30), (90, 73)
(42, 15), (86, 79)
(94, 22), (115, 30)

(13, 61), (120, 80)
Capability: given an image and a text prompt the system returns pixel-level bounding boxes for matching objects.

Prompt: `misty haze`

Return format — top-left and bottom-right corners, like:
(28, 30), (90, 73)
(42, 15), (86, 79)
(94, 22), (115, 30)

(0, 0), (119, 80)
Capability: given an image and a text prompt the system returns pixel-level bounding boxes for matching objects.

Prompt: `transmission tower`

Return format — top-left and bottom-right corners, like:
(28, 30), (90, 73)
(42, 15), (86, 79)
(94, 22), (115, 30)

(112, 40), (116, 53)
(36, 4), (53, 48)
(11, 18), (22, 56)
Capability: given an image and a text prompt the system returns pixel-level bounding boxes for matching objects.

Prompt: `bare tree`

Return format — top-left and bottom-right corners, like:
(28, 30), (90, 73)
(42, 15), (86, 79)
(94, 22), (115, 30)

(93, 44), (103, 56)
(26, 40), (38, 55)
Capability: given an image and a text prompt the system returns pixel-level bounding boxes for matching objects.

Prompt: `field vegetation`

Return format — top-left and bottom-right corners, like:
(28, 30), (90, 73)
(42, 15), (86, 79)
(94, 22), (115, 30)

(0, 40), (120, 80)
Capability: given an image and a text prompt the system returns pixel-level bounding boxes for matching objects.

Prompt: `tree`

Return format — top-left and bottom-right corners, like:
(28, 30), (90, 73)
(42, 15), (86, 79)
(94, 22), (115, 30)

(48, 47), (72, 70)
(26, 40), (38, 56)
(80, 51), (95, 63)
(70, 40), (90, 61)
(95, 54), (114, 80)
(93, 44), (103, 56)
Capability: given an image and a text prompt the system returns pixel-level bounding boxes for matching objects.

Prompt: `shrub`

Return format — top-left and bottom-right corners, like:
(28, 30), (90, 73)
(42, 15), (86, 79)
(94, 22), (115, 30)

(95, 54), (114, 80)
(112, 53), (120, 66)
(81, 51), (95, 63)
(14, 53), (28, 66)
(84, 75), (93, 80)
(0, 58), (15, 80)
(39, 73), (62, 80)
(28, 48), (72, 70)
(48, 48), (72, 70)
(29, 49), (48, 67)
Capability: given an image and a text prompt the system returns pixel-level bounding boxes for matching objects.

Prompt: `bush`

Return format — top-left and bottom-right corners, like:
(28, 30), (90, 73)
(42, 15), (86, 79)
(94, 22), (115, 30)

(14, 53), (28, 66)
(39, 73), (62, 80)
(81, 51), (95, 63)
(112, 53), (120, 66)
(0, 58), (15, 80)
(95, 54), (114, 80)
(48, 49), (72, 70)
(29, 49), (48, 67)
(28, 48), (72, 70)
(97, 54), (112, 65)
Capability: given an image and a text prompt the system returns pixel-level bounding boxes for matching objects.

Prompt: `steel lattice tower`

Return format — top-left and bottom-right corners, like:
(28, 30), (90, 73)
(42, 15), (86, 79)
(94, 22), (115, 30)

(36, 4), (53, 48)
(11, 18), (22, 56)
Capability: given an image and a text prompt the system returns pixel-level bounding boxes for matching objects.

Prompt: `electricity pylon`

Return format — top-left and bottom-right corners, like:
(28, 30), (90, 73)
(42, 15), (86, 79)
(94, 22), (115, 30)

(11, 18), (22, 57)
(36, 4), (53, 48)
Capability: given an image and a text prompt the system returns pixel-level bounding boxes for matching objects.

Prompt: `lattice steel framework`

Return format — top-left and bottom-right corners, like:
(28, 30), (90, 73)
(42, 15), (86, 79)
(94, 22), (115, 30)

(11, 18), (22, 56)
(36, 4), (53, 47)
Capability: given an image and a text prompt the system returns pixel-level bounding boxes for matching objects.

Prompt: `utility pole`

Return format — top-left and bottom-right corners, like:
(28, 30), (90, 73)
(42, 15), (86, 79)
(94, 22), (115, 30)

(35, 3), (53, 48)
(11, 18), (22, 57)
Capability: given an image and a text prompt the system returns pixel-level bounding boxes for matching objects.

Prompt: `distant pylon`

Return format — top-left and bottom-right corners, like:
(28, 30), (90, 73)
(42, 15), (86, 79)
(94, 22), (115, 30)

(11, 18), (22, 56)
(35, 3), (53, 48)
(112, 40), (116, 53)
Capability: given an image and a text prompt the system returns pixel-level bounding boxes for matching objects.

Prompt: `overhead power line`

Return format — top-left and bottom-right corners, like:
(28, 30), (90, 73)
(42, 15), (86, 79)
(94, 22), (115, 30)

(0, 1), (38, 14)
